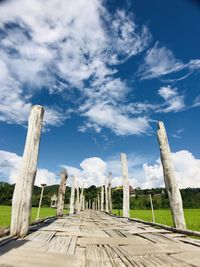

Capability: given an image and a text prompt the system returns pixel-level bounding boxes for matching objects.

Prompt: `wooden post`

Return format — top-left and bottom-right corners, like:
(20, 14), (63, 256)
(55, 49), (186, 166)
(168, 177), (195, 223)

(36, 183), (46, 220)
(149, 194), (155, 223)
(10, 105), (44, 237)
(57, 169), (68, 216)
(70, 176), (76, 215)
(105, 181), (109, 213)
(120, 153), (130, 218)
(108, 172), (112, 214)
(95, 198), (97, 209)
(97, 193), (100, 210)
(82, 195), (85, 210)
(75, 178), (80, 212)
(157, 121), (186, 229)
(79, 182), (85, 212)
(101, 186), (104, 211)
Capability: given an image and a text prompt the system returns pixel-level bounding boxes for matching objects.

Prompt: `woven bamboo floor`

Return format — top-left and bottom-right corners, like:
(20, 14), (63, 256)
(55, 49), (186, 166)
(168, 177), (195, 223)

(0, 210), (200, 266)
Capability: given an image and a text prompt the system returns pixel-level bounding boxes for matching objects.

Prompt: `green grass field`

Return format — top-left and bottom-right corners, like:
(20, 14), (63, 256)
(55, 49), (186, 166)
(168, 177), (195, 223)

(0, 206), (200, 231)
(0, 206), (69, 228)
(112, 209), (200, 231)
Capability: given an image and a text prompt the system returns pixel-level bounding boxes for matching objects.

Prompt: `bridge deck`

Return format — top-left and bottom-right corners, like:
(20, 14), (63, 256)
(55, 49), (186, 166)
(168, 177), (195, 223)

(0, 210), (200, 266)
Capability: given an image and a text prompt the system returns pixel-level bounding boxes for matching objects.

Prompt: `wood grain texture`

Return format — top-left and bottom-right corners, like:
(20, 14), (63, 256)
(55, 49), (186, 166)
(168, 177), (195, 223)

(1, 210), (200, 266)
(157, 121), (186, 229)
(57, 169), (68, 216)
(120, 153), (130, 218)
(10, 105), (44, 237)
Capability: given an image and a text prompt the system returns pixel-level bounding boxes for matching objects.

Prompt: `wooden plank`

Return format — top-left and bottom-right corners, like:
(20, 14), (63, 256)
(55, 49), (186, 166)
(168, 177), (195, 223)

(77, 236), (150, 246)
(67, 236), (77, 255)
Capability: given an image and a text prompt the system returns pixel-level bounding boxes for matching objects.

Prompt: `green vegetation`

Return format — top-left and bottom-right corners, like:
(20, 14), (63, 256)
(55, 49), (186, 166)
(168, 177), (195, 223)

(112, 209), (200, 231)
(1, 182), (200, 209)
(0, 206), (69, 227)
(0, 182), (199, 231)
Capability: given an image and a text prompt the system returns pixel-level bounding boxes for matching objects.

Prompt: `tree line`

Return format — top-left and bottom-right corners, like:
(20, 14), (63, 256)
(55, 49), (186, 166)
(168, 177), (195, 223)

(0, 182), (200, 209)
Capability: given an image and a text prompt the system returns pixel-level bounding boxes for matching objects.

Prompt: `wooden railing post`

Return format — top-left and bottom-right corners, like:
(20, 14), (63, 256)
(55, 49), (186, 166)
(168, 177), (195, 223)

(120, 153), (130, 218)
(157, 121), (186, 229)
(97, 193), (100, 210)
(105, 181), (109, 213)
(75, 178), (80, 212)
(57, 169), (68, 216)
(82, 195), (85, 210)
(79, 182), (85, 212)
(101, 186), (104, 211)
(108, 172), (112, 214)
(10, 105), (44, 237)
(70, 176), (76, 215)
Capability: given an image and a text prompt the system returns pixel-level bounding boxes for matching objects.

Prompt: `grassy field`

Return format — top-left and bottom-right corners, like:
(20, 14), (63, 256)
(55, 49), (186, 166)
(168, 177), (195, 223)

(0, 206), (69, 227)
(112, 209), (200, 231)
(0, 206), (200, 231)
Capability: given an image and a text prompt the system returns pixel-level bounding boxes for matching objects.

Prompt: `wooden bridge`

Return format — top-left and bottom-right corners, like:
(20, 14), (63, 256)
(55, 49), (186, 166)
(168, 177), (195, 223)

(2, 106), (200, 266)
(1, 210), (200, 266)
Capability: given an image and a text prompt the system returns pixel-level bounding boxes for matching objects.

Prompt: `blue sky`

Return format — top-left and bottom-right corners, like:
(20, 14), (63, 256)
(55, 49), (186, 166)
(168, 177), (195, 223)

(0, 0), (200, 188)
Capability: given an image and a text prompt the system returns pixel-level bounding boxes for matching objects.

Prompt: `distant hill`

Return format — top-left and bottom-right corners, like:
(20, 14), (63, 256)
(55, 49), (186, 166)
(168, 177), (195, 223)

(0, 182), (200, 209)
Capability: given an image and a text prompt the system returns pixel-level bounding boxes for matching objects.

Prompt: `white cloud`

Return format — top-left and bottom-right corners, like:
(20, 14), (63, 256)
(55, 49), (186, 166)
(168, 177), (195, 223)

(139, 43), (185, 80)
(62, 157), (107, 187)
(139, 43), (200, 80)
(158, 86), (185, 112)
(143, 150), (200, 188)
(63, 153), (150, 189)
(0, 0), (151, 135)
(80, 102), (151, 135)
(0, 150), (57, 186)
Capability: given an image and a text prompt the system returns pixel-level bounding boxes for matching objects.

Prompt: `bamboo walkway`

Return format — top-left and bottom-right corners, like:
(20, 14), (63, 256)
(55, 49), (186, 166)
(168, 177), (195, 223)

(0, 210), (200, 267)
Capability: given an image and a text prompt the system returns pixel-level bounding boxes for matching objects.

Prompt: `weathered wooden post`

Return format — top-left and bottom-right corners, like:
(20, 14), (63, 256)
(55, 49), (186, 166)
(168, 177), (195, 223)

(82, 195), (85, 210)
(157, 121), (186, 229)
(105, 181), (109, 213)
(95, 198), (97, 209)
(57, 169), (68, 216)
(101, 186), (104, 211)
(120, 153), (130, 218)
(70, 176), (76, 215)
(36, 183), (46, 220)
(149, 194), (155, 223)
(97, 193), (100, 210)
(108, 172), (112, 214)
(79, 182), (85, 212)
(10, 105), (44, 237)
(75, 179), (80, 212)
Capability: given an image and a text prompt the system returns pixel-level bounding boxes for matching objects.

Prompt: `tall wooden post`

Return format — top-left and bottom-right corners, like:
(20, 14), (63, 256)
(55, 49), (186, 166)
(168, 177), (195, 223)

(149, 194), (155, 223)
(57, 169), (68, 216)
(82, 195), (85, 210)
(108, 172), (112, 214)
(101, 186), (104, 211)
(105, 181), (109, 213)
(120, 153), (130, 218)
(70, 176), (76, 215)
(10, 105), (44, 237)
(75, 179), (80, 212)
(157, 121), (186, 229)
(79, 182), (85, 212)
(97, 193), (100, 210)
(36, 183), (46, 220)
(95, 198), (97, 209)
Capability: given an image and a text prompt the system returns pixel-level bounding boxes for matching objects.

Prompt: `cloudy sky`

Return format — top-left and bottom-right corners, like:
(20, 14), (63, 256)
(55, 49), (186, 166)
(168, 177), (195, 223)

(0, 0), (200, 188)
